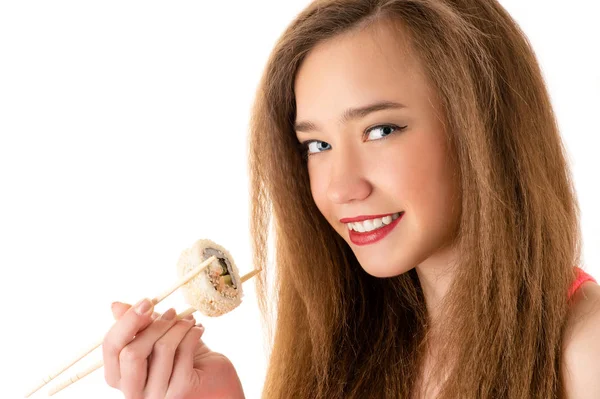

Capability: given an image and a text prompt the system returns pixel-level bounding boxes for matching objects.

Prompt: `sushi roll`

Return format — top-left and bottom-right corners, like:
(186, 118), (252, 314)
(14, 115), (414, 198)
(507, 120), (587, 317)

(176, 238), (243, 317)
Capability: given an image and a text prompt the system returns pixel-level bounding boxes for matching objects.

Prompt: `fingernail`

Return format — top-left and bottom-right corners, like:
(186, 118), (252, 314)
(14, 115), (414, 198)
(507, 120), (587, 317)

(160, 308), (176, 321)
(195, 323), (203, 329)
(183, 314), (194, 320)
(134, 298), (152, 315)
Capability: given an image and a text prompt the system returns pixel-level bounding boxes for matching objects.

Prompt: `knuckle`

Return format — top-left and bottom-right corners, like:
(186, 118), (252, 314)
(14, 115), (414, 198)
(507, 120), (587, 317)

(153, 338), (176, 355)
(102, 335), (118, 355)
(119, 346), (143, 363)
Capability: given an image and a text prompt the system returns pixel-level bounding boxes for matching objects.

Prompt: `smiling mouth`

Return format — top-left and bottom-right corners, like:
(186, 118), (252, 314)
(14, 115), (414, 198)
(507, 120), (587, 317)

(344, 212), (403, 233)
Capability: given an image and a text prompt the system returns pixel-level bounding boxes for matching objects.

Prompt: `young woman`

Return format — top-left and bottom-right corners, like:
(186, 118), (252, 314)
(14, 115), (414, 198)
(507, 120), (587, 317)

(103, 1), (600, 398)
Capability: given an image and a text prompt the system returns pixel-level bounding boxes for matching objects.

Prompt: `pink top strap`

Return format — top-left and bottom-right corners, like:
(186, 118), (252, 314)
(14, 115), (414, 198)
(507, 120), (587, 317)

(568, 267), (597, 299)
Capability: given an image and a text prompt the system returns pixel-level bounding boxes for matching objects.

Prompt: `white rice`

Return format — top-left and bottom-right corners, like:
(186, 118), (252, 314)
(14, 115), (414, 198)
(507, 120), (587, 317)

(176, 238), (243, 317)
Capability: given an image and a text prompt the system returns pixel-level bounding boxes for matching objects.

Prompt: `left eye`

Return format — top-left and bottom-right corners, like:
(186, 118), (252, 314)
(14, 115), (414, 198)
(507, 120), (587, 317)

(365, 124), (401, 141)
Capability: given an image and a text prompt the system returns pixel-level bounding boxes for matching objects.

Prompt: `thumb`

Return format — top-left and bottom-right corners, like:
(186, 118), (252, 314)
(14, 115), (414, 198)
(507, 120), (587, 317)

(111, 302), (131, 320)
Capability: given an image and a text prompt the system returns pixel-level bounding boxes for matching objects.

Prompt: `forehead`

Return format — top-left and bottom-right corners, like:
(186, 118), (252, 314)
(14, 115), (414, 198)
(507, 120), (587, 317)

(294, 20), (429, 119)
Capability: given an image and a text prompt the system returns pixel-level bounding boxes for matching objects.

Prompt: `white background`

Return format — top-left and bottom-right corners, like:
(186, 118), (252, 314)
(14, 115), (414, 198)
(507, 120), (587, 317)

(1, 1), (598, 398)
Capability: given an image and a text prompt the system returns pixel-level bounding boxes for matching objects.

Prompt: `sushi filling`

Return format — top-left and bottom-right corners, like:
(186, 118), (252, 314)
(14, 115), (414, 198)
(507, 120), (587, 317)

(203, 248), (238, 299)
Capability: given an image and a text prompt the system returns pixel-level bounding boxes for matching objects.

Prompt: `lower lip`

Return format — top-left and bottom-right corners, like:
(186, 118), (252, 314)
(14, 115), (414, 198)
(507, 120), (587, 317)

(348, 212), (404, 246)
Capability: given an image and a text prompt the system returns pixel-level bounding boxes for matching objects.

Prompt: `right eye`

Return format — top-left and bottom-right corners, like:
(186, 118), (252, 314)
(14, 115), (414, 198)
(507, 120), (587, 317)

(302, 140), (332, 156)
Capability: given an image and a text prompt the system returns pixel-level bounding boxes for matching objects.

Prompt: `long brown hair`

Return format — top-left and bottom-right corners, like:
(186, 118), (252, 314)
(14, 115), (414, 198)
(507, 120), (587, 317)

(248, 0), (582, 397)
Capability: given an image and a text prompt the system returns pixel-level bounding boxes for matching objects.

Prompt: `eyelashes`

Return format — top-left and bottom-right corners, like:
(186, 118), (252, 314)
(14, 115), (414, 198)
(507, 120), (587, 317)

(297, 124), (407, 160)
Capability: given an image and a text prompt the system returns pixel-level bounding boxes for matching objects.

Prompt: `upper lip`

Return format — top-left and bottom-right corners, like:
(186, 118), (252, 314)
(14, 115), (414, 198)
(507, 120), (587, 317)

(339, 212), (403, 223)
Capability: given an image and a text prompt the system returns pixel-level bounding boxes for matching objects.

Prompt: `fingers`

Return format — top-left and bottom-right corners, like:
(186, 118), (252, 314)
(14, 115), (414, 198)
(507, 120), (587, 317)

(102, 298), (155, 388)
(112, 301), (160, 325)
(143, 315), (197, 397)
(119, 308), (183, 399)
(169, 324), (205, 385)
(111, 302), (131, 319)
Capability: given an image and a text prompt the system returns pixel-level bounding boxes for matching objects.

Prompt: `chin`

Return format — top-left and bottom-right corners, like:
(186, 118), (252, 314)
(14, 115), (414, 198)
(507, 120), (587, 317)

(357, 257), (413, 278)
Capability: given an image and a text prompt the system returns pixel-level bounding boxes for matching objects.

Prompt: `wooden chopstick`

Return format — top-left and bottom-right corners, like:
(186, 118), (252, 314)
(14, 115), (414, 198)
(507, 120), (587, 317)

(47, 308), (195, 396)
(46, 268), (261, 396)
(24, 256), (217, 398)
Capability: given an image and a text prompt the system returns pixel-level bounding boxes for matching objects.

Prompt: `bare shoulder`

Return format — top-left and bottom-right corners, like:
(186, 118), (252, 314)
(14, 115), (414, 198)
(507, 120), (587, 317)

(561, 281), (600, 398)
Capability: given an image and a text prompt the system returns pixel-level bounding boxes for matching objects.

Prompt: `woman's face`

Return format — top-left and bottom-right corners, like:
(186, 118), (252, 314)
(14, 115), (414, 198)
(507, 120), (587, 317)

(294, 22), (462, 277)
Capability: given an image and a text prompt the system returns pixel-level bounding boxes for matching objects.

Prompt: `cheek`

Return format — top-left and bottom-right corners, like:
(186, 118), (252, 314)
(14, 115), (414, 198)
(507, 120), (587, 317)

(382, 134), (453, 212)
(373, 150), (415, 203)
(401, 141), (460, 228)
(307, 165), (330, 216)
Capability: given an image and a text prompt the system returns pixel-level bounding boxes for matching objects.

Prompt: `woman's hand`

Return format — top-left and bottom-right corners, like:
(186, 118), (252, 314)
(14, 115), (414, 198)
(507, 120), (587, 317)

(102, 299), (245, 399)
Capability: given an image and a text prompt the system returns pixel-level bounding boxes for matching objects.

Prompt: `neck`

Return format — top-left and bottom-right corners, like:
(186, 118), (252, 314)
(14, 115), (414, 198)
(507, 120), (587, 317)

(414, 242), (459, 328)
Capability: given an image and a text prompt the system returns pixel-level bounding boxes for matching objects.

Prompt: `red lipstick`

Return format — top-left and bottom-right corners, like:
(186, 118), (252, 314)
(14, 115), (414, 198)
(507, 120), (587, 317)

(340, 213), (398, 223)
(346, 212), (404, 246)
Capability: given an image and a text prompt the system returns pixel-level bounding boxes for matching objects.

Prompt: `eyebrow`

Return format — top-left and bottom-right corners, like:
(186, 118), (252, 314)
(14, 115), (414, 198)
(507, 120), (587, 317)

(294, 100), (406, 134)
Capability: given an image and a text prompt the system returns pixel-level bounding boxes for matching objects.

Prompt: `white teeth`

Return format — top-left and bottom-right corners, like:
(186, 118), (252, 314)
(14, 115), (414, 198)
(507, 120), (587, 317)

(346, 212), (402, 233)
(354, 222), (365, 232)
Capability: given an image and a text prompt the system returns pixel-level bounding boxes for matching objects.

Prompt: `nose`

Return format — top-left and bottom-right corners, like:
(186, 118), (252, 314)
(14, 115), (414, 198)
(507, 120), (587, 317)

(326, 148), (372, 204)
